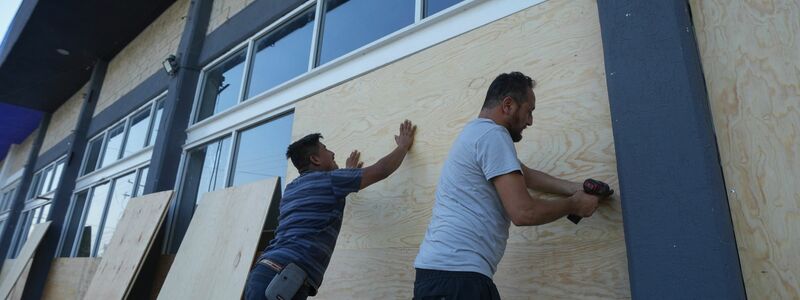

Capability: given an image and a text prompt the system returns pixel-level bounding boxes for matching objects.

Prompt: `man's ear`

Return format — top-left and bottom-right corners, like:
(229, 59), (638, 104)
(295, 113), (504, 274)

(309, 154), (322, 166)
(501, 96), (515, 114)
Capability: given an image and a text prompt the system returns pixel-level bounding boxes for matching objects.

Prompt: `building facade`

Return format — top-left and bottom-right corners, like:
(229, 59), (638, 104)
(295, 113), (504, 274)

(0, 0), (797, 299)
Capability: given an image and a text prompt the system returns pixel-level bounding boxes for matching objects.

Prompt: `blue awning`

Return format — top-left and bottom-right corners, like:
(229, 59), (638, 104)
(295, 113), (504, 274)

(0, 102), (41, 160)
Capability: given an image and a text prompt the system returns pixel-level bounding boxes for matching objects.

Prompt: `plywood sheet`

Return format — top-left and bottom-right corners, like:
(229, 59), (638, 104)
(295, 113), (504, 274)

(0, 221), (50, 299)
(83, 190), (173, 299)
(157, 178), (279, 300)
(41, 258), (100, 300)
(689, 0), (800, 298)
(290, 0), (627, 298)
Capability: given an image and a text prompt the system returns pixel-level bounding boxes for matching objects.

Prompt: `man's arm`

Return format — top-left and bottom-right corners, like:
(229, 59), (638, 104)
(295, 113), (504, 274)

(353, 120), (416, 190)
(492, 171), (599, 226)
(519, 163), (581, 196)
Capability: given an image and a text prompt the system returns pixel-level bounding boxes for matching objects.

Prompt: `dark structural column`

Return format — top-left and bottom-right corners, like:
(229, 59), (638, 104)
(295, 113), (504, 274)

(0, 114), (50, 265)
(22, 60), (107, 299)
(597, 0), (745, 298)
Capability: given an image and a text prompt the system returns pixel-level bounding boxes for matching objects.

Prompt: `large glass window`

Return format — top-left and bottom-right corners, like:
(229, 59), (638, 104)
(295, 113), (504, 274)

(182, 138), (232, 207)
(124, 108), (152, 156)
(96, 172), (136, 256)
(83, 136), (104, 175)
(8, 203), (51, 257)
(424, 0), (462, 17)
(247, 8), (316, 98)
(0, 188), (15, 212)
(75, 182), (109, 257)
(39, 166), (54, 196)
(80, 97), (165, 176)
(149, 100), (165, 146)
(101, 123), (126, 168)
(231, 114), (294, 187)
(27, 172), (41, 199)
(50, 160), (65, 192)
(318, 0), (415, 65)
(60, 190), (88, 256)
(197, 51), (247, 122)
(135, 167), (149, 197)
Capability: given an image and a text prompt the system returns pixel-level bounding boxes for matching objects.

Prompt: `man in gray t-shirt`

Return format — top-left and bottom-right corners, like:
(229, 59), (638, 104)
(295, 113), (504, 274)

(413, 72), (610, 299)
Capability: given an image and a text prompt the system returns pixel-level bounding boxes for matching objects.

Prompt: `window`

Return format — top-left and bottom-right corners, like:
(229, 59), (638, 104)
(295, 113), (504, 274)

(135, 167), (149, 197)
(62, 165), (149, 257)
(27, 157), (67, 201)
(318, 0), (415, 65)
(196, 51), (247, 122)
(101, 123), (126, 168)
(149, 100), (165, 146)
(0, 187), (16, 212)
(231, 113), (294, 187)
(124, 108), (152, 156)
(424, 0), (462, 17)
(83, 136), (104, 175)
(97, 172), (136, 256)
(181, 137), (232, 208)
(246, 8), (316, 99)
(80, 95), (165, 176)
(8, 203), (51, 257)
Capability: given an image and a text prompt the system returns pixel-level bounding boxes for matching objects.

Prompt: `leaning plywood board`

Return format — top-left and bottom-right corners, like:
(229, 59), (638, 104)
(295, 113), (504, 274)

(5, 259), (30, 300)
(41, 258), (100, 300)
(157, 178), (279, 300)
(290, 0), (627, 298)
(83, 191), (174, 299)
(0, 221), (51, 299)
(690, 0), (800, 298)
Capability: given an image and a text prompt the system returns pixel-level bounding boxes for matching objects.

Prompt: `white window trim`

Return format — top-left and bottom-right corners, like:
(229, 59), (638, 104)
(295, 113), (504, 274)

(185, 0), (542, 146)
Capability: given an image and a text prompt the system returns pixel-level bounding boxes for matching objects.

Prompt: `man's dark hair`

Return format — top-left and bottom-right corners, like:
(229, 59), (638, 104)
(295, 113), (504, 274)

(286, 133), (323, 171)
(482, 72), (535, 109)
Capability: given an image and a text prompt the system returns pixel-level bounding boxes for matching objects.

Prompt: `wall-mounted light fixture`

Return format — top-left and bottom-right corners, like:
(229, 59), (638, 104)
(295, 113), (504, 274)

(163, 54), (179, 76)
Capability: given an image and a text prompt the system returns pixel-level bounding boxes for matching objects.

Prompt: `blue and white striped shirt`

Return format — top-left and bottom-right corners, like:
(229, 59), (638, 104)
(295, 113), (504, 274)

(259, 168), (362, 288)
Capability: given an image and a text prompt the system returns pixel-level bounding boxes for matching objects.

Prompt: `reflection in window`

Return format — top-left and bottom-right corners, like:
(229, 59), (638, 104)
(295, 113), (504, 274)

(247, 8), (316, 98)
(231, 114), (293, 187)
(124, 108), (152, 156)
(83, 136), (104, 175)
(76, 183), (109, 257)
(424, 0), (462, 17)
(27, 173), (41, 199)
(97, 172), (136, 256)
(39, 167), (54, 196)
(197, 51), (247, 122)
(50, 161), (65, 192)
(149, 100), (165, 146)
(135, 167), (149, 197)
(318, 0), (414, 65)
(60, 191), (88, 256)
(101, 124), (125, 169)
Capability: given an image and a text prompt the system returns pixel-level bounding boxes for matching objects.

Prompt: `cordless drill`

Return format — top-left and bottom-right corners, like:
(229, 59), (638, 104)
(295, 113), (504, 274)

(567, 178), (614, 224)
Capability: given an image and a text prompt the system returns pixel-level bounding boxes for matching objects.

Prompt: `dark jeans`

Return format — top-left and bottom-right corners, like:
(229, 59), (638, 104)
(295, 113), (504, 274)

(413, 268), (502, 300)
(245, 264), (310, 300)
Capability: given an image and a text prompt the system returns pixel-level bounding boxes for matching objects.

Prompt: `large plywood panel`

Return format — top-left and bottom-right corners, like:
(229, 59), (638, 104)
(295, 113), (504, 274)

(157, 178), (279, 300)
(94, 0), (189, 116)
(41, 258), (100, 300)
(690, 0), (800, 298)
(83, 191), (173, 299)
(0, 221), (50, 299)
(291, 0), (627, 298)
(39, 82), (88, 155)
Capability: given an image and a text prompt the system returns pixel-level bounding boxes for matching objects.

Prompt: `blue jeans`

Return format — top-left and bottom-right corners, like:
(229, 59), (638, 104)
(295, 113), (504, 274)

(244, 264), (310, 300)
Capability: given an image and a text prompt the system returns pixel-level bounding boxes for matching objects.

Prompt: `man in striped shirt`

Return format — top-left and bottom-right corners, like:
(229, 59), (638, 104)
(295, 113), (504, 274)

(245, 120), (416, 300)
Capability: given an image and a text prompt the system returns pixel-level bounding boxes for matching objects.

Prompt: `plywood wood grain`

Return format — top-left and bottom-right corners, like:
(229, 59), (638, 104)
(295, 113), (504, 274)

(157, 178), (279, 300)
(83, 191), (173, 300)
(0, 221), (50, 299)
(690, 0), (800, 298)
(41, 258), (100, 300)
(290, 0), (627, 298)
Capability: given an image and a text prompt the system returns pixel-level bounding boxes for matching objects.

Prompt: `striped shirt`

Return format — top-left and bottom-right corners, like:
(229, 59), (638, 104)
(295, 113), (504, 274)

(259, 168), (362, 288)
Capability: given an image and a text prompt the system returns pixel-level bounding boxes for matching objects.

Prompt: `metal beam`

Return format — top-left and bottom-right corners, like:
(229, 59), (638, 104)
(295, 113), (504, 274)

(21, 60), (107, 299)
(597, 0), (745, 298)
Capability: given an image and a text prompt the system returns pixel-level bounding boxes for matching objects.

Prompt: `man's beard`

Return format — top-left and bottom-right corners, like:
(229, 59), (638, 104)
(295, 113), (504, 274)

(510, 129), (523, 143)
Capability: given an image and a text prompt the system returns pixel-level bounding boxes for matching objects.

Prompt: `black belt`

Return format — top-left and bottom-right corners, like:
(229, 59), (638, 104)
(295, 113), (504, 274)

(258, 259), (319, 292)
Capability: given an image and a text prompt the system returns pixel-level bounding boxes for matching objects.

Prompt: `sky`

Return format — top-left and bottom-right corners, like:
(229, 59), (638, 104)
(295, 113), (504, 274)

(0, 0), (24, 53)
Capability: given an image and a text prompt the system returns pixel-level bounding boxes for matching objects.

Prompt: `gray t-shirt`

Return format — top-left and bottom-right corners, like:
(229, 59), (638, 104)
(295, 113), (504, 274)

(414, 118), (521, 278)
